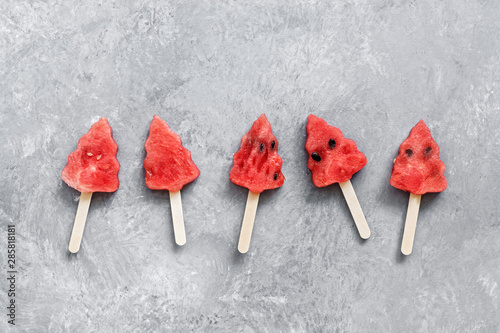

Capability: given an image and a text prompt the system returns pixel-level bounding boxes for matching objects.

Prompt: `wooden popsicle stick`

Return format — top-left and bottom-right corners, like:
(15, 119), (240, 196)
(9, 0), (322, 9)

(68, 192), (93, 253)
(169, 190), (186, 246)
(238, 191), (260, 254)
(401, 193), (422, 255)
(339, 180), (371, 239)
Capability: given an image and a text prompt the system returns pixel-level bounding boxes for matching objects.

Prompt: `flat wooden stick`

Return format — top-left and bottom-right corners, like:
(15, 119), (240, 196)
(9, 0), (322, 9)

(68, 192), (93, 253)
(339, 180), (371, 239)
(401, 193), (421, 255)
(169, 190), (186, 246)
(238, 191), (260, 253)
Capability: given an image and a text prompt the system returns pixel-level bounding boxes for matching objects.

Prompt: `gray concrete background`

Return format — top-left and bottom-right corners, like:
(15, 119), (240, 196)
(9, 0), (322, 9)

(1, 0), (499, 332)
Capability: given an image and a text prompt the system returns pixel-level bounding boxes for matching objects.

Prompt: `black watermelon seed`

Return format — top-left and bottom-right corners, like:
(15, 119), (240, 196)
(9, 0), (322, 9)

(405, 149), (413, 157)
(274, 173), (278, 180)
(260, 143), (264, 151)
(271, 140), (275, 149)
(311, 152), (321, 161)
(425, 147), (432, 154)
(329, 139), (336, 149)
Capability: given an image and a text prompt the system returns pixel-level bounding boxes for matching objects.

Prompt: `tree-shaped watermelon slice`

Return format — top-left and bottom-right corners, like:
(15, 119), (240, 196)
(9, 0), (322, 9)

(62, 117), (120, 193)
(230, 114), (285, 253)
(230, 114), (285, 193)
(391, 120), (447, 255)
(390, 120), (447, 195)
(61, 117), (120, 253)
(305, 114), (371, 239)
(143, 115), (200, 246)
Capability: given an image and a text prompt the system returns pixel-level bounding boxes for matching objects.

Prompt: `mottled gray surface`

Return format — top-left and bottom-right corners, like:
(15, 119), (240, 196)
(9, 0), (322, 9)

(1, 0), (499, 332)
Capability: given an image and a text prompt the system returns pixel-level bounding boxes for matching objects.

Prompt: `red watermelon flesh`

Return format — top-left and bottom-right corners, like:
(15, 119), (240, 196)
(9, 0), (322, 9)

(61, 117), (120, 193)
(390, 120), (447, 195)
(305, 114), (367, 187)
(143, 115), (200, 191)
(230, 114), (285, 193)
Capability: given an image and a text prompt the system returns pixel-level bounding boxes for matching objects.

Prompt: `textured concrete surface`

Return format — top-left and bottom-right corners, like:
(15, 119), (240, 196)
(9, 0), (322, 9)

(1, 0), (500, 332)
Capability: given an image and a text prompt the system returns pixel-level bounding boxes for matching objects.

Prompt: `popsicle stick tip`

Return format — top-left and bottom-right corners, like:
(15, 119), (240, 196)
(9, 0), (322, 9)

(360, 229), (371, 240)
(237, 244), (249, 254)
(401, 248), (412, 256)
(68, 245), (79, 254)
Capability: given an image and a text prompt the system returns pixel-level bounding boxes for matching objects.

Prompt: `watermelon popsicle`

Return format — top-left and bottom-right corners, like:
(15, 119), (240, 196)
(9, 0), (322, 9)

(305, 115), (371, 239)
(391, 120), (447, 255)
(61, 117), (120, 253)
(230, 114), (285, 253)
(143, 115), (200, 246)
